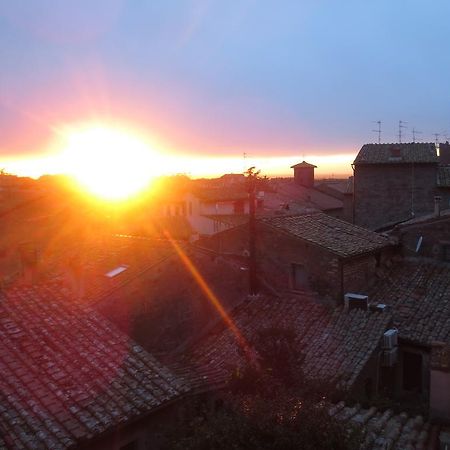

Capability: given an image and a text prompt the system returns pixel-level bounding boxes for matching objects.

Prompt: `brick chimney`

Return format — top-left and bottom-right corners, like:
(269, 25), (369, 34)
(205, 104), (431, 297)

(290, 161), (317, 188)
(439, 141), (450, 165)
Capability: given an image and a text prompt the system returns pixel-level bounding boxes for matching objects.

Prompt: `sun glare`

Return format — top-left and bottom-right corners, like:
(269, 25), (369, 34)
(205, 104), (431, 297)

(62, 125), (160, 200)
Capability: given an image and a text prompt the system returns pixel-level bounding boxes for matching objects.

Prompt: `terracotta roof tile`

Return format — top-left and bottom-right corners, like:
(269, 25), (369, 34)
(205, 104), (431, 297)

(261, 213), (391, 257)
(328, 401), (438, 449)
(368, 259), (450, 344)
(354, 143), (437, 165)
(185, 292), (390, 390)
(0, 283), (191, 449)
(265, 179), (342, 212)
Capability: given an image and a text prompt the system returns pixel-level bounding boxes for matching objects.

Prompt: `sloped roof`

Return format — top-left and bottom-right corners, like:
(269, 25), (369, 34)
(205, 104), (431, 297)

(290, 161), (317, 169)
(261, 213), (391, 257)
(38, 235), (176, 304)
(354, 143), (437, 165)
(184, 292), (390, 391)
(0, 283), (191, 449)
(264, 179), (343, 212)
(368, 259), (450, 345)
(328, 402), (438, 449)
(438, 165), (450, 187)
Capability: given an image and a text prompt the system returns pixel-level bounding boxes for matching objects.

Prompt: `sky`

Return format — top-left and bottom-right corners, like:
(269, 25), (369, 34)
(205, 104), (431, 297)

(1, 0), (450, 178)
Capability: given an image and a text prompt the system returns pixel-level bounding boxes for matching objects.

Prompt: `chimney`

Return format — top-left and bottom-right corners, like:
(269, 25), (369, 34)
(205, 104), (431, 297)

(290, 161), (317, 188)
(434, 196), (442, 217)
(439, 141), (450, 165)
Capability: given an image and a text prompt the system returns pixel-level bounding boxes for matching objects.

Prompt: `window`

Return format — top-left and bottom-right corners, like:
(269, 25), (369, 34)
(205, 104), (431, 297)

(105, 265), (129, 278)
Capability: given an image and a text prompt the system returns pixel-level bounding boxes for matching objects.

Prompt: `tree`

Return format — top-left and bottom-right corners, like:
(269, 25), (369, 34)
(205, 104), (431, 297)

(166, 327), (363, 449)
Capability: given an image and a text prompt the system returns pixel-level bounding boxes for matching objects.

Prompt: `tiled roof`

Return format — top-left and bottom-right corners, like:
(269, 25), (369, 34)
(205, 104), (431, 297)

(184, 293), (390, 391)
(290, 161), (317, 169)
(354, 143), (437, 165)
(328, 401), (438, 449)
(368, 259), (450, 345)
(438, 165), (450, 187)
(264, 179), (343, 212)
(34, 235), (176, 304)
(0, 283), (191, 449)
(261, 213), (391, 257)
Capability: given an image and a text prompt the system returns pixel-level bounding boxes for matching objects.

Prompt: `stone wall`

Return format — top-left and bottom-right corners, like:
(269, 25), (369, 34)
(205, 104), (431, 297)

(354, 164), (438, 230)
(199, 224), (387, 303)
(393, 215), (450, 261)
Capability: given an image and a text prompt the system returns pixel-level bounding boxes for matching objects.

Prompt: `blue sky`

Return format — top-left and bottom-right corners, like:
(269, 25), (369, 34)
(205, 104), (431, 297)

(1, 0), (450, 174)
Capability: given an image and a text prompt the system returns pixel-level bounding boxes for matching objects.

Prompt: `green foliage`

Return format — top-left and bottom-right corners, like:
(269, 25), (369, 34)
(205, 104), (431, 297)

(167, 393), (363, 450)
(167, 326), (363, 449)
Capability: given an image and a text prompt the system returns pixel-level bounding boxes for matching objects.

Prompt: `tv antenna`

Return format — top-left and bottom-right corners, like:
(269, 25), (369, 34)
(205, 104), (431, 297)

(433, 133), (440, 145)
(398, 120), (407, 143)
(372, 121), (382, 143)
(412, 127), (422, 143)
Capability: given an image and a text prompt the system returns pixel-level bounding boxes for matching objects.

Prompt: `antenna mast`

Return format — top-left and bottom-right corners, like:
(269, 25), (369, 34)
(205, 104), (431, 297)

(398, 120), (407, 143)
(412, 127), (422, 143)
(433, 133), (440, 146)
(372, 121), (382, 143)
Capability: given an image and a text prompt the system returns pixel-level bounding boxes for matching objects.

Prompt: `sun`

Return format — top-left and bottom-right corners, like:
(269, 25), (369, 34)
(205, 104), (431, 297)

(61, 125), (161, 200)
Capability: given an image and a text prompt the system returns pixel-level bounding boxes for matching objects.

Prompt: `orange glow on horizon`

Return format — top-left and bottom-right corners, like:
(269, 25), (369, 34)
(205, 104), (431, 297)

(59, 124), (164, 201)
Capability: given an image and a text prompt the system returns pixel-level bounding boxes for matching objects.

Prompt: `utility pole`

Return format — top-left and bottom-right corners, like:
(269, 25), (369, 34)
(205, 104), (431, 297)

(372, 121), (382, 144)
(246, 167), (259, 296)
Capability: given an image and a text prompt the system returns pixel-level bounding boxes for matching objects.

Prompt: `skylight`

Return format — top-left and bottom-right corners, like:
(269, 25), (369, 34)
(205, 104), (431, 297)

(105, 265), (129, 278)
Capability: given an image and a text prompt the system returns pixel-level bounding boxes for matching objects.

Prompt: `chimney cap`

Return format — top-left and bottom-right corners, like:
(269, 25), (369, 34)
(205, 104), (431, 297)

(290, 161), (317, 169)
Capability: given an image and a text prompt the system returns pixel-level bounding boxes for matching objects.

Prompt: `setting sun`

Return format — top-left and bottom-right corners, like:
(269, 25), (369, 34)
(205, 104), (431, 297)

(61, 125), (160, 200)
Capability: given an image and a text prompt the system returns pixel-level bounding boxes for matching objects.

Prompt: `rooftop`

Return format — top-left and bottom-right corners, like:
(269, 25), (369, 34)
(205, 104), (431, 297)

(354, 143), (438, 165)
(368, 259), (450, 345)
(261, 213), (392, 258)
(184, 292), (390, 391)
(263, 179), (343, 213)
(290, 161), (317, 169)
(0, 283), (191, 449)
(328, 401), (438, 449)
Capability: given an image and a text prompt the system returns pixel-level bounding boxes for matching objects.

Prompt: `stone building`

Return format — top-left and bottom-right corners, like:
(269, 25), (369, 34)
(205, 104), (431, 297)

(367, 259), (450, 421)
(199, 212), (394, 303)
(353, 143), (439, 230)
(389, 208), (450, 262)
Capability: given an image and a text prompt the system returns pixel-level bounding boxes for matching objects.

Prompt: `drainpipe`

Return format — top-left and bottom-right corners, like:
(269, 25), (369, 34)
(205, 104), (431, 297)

(351, 163), (355, 224)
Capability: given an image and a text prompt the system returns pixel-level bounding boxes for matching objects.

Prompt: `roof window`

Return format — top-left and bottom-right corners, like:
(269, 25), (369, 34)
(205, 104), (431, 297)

(105, 265), (129, 278)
